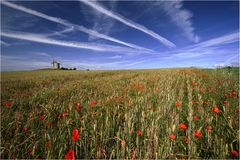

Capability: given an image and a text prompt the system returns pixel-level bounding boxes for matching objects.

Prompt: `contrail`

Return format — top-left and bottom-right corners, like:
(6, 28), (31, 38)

(1, 31), (146, 54)
(79, 0), (176, 48)
(1, 1), (153, 52)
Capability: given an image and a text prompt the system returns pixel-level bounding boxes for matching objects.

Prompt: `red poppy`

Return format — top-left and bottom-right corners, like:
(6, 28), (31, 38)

(35, 156), (42, 160)
(203, 100), (209, 104)
(231, 150), (239, 157)
(89, 101), (97, 105)
(194, 116), (199, 121)
(63, 112), (68, 117)
(23, 127), (29, 132)
(147, 107), (152, 111)
(39, 115), (45, 120)
(212, 105), (220, 113)
(45, 141), (50, 148)
(76, 104), (81, 111)
(73, 102), (77, 105)
(72, 129), (80, 141)
(92, 111), (97, 116)
(169, 134), (175, 140)
(237, 109), (240, 113)
(206, 126), (212, 132)
(179, 123), (187, 130)
(136, 130), (142, 136)
(65, 150), (75, 160)
(4, 101), (13, 107)
(72, 134), (80, 141)
(175, 101), (181, 107)
(223, 100), (229, 105)
(27, 149), (33, 156)
(46, 122), (51, 127)
(72, 129), (79, 136)
(194, 130), (202, 138)
(66, 107), (70, 111)
(57, 114), (62, 119)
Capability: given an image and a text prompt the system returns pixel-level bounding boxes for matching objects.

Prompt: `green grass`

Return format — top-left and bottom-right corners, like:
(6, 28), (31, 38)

(1, 68), (239, 159)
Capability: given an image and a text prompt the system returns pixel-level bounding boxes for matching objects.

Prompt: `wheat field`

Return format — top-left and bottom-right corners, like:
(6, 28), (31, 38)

(1, 68), (239, 159)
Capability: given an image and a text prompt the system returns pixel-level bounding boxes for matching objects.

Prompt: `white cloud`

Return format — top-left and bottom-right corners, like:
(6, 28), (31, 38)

(106, 55), (122, 59)
(157, 1), (199, 43)
(79, 0), (176, 48)
(34, 52), (51, 57)
(2, 1), (153, 52)
(1, 31), (150, 54)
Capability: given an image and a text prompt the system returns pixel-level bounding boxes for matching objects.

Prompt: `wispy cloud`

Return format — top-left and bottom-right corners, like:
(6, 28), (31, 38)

(0, 40), (10, 46)
(1, 55), (51, 71)
(106, 55), (122, 59)
(79, 0), (176, 48)
(46, 26), (75, 38)
(158, 1), (199, 43)
(81, 1), (117, 41)
(1, 1), (153, 52)
(194, 31), (239, 48)
(34, 52), (52, 57)
(1, 31), (149, 54)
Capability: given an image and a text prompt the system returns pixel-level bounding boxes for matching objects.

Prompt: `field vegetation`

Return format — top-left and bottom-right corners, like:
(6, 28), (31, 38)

(1, 68), (239, 159)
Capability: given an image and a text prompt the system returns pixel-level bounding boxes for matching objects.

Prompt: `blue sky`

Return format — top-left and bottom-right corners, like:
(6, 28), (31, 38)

(1, 1), (239, 71)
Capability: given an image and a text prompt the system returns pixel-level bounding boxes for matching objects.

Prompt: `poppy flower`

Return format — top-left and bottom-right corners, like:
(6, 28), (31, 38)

(39, 115), (45, 120)
(27, 149), (33, 156)
(46, 122), (51, 127)
(57, 114), (62, 119)
(212, 105), (220, 113)
(66, 107), (70, 111)
(231, 150), (239, 157)
(72, 129), (80, 141)
(194, 130), (202, 138)
(136, 130), (142, 136)
(89, 101), (97, 105)
(194, 116), (199, 121)
(63, 112), (68, 117)
(175, 102), (181, 107)
(65, 150), (75, 160)
(147, 107), (152, 111)
(4, 101), (13, 107)
(23, 127), (29, 132)
(179, 123), (187, 130)
(76, 104), (81, 111)
(72, 134), (80, 141)
(35, 156), (42, 160)
(169, 134), (175, 140)
(224, 100), (229, 105)
(45, 141), (50, 148)
(73, 102), (77, 105)
(203, 100), (209, 104)
(72, 129), (79, 136)
(206, 126), (212, 132)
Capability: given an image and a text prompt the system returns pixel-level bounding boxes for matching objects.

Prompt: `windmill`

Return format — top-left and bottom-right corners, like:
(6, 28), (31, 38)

(52, 60), (60, 69)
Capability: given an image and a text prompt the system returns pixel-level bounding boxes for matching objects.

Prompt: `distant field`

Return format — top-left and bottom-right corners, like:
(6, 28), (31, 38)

(1, 68), (239, 159)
